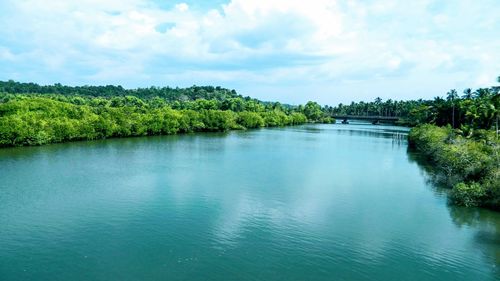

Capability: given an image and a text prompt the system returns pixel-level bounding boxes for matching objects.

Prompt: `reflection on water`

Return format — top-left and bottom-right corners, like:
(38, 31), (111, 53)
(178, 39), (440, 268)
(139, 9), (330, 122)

(0, 123), (499, 281)
(448, 206), (500, 270)
(407, 136), (500, 273)
(406, 149), (452, 198)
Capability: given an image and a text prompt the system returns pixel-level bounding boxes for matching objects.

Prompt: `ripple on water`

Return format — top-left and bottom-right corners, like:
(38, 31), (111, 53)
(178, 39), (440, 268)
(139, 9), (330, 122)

(0, 124), (499, 281)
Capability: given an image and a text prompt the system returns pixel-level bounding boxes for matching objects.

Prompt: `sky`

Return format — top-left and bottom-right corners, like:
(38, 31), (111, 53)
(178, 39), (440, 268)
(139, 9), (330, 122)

(0, 0), (498, 105)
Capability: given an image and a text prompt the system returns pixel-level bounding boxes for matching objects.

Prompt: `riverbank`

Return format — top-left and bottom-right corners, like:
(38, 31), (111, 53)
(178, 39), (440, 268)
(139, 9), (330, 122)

(0, 94), (335, 147)
(408, 124), (499, 209)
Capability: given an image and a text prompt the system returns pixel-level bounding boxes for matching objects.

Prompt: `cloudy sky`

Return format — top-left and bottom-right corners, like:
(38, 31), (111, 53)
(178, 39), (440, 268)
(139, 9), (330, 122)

(0, 0), (498, 105)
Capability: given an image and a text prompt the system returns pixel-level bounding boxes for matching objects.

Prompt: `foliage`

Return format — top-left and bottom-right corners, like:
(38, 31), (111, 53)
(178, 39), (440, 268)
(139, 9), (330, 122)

(303, 101), (323, 121)
(328, 87), (499, 132)
(408, 124), (499, 208)
(0, 80), (240, 102)
(0, 91), (317, 147)
(336, 82), (499, 208)
(451, 182), (487, 207)
(237, 111), (265, 129)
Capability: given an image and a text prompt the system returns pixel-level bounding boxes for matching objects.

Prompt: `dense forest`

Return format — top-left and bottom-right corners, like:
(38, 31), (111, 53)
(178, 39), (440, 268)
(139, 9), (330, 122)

(0, 81), (333, 147)
(403, 79), (499, 209)
(0, 80), (241, 101)
(327, 86), (499, 129)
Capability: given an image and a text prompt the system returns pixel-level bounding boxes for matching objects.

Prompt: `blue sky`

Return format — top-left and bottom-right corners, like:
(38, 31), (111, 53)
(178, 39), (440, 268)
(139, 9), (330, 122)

(0, 0), (498, 105)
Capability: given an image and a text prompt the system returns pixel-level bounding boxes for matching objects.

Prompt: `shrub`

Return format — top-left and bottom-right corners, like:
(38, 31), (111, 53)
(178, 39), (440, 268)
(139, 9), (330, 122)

(451, 182), (486, 207)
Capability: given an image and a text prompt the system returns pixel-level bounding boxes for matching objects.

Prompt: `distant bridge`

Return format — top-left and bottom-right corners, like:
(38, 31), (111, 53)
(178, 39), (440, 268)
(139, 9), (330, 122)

(332, 115), (400, 124)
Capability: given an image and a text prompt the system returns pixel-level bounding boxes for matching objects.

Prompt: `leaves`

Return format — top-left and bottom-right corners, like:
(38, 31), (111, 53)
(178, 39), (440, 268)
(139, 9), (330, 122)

(409, 124), (499, 208)
(0, 94), (311, 147)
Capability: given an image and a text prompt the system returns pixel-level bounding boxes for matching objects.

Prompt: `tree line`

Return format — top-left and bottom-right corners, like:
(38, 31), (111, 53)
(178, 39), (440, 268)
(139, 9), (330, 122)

(327, 87), (499, 131)
(0, 80), (240, 101)
(406, 78), (499, 209)
(324, 77), (499, 209)
(0, 83), (334, 147)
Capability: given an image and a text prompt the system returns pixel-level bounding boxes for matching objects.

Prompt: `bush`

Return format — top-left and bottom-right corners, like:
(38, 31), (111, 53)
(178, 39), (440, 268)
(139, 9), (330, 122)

(319, 116), (335, 124)
(237, 111), (265, 129)
(0, 95), (310, 147)
(409, 124), (499, 208)
(451, 182), (486, 207)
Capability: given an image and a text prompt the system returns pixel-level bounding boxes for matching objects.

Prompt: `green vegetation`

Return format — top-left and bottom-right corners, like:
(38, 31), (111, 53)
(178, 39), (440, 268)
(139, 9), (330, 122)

(0, 81), (334, 147)
(2, 79), (499, 210)
(328, 97), (423, 122)
(406, 81), (499, 209)
(0, 80), (240, 101)
(328, 83), (499, 129)
(409, 125), (499, 208)
(326, 78), (499, 209)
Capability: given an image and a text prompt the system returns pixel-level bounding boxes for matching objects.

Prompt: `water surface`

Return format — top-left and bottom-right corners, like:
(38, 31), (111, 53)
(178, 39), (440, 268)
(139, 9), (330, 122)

(1, 124), (499, 281)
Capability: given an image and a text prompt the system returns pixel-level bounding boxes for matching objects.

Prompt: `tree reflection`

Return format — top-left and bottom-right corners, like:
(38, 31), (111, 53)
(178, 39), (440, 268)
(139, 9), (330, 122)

(408, 147), (500, 268)
(449, 206), (500, 269)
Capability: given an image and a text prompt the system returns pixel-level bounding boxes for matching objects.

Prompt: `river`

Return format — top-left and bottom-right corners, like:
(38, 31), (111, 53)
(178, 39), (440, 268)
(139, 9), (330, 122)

(0, 123), (499, 281)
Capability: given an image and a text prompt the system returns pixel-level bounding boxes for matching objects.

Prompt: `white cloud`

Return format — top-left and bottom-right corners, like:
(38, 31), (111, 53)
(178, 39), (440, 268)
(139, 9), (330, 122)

(175, 3), (189, 12)
(0, 0), (498, 103)
(0, 47), (15, 61)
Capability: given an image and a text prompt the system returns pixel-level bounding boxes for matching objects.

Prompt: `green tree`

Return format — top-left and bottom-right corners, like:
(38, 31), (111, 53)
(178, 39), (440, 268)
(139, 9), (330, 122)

(303, 101), (323, 121)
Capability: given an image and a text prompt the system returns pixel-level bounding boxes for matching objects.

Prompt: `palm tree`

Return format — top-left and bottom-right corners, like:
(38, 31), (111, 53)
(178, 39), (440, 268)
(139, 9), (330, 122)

(447, 90), (458, 128)
(374, 97), (382, 116)
(462, 88), (473, 99)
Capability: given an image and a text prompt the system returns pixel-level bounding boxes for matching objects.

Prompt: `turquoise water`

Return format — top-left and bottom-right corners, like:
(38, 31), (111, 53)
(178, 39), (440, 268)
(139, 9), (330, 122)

(1, 124), (499, 281)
